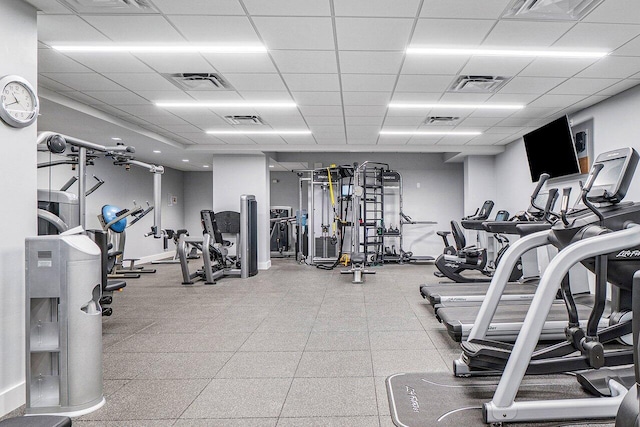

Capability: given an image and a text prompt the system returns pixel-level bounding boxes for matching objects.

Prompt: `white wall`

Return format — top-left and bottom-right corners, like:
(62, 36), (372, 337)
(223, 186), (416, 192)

(183, 171), (213, 236)
(37, 153), (185, 261)
(273, 152), (464, 256)
(270, 171), (301, 210)
(0, 0), (37, 416)
(494, 83), (640, 212)
(464, 156), (497, 215)
(212, 155), (271, 269)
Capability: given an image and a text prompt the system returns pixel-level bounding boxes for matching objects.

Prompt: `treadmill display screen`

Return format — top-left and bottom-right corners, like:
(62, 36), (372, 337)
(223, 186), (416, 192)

(593, 157), (626, 188)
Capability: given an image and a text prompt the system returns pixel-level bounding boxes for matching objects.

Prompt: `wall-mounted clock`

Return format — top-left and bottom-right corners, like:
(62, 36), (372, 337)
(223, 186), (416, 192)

(0, 75), (39, 128)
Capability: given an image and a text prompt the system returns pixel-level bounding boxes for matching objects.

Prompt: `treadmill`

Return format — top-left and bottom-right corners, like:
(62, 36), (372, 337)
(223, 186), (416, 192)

(420, 176), (559, 307)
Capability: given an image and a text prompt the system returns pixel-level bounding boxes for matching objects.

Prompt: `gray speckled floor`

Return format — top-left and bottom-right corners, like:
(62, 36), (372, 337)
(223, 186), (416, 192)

(2, 259), (612, 426)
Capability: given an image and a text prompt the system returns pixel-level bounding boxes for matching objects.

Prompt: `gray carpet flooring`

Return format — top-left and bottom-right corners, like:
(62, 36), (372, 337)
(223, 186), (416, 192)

(0, 260), (616, 426)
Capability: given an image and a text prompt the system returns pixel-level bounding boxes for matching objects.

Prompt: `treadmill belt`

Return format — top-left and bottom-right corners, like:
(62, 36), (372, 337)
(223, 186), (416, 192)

(386, 372), (615, 427)
(422, 283), (538, 304)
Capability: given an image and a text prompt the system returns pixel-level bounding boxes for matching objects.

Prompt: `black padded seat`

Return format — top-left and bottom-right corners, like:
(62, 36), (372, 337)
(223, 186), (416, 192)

(0, 416), (71, 427)
(104, 279), (126, 292)
(351, 253), (366, 264)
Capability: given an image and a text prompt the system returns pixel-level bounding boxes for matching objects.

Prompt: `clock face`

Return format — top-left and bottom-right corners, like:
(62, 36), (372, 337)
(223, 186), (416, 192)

(2, 81), (37, 123)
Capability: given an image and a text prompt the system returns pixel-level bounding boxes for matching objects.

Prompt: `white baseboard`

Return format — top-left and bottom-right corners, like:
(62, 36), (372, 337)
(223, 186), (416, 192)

(259, 260), (271, 270)
(0, 381), (25, 417)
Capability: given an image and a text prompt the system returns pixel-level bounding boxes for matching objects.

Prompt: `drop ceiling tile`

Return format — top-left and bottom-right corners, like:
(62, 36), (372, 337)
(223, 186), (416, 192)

(614, 36), (640, 56)
(336, 18), (413, 50)
(271, 51), (338, 74)
(386, 107), (431, 117)
(597, 79), (640, 96)
(395, 74), (454, 92)
(342, 91), (391, 105)
(83, 16), (185, 43)
(458, 117), (504, 127)
(103, 73), (182, 92)
(390, 92), (441, 102)
(519, 58), (596, 78)
(341, 74), (396, 92)
(132, 54), (215, 75)
(38, 76), (74, 92)
(168, 16), (260, 43)
(464, 134), (508, 145)
(88, 104), (130, 117)
(346, 116), (385, 125)
(460, 56), (533, 76)
(497, 117), (539, 127)
(382, 116), (425, 126)
(576, 56), (640, 79)
(487, 93), (539, 103)
(347, 127), (381, 139)
(152, 0), (244, 15)
(485, 126), (524, 134)
(407, 136), (441, 144)
(299, 105), (344, 116)
(313, 131), (346, 138)
(315, 138), (347, 144)
(38, 49), (90, 73)
(281, 135), (318, 144)
(309, 125), (346, 134)
(564, 95), (609, 112)
(482, 21), (573, 48)
(292, 92), (342, 106)
(499, 76), (566, 94)
(24, 0), (72, 13)
(552, 23), (640, 51)
(583, 0), (640, 24)
(466, 109), (515, 118)
(339, 51), (404, 74)
(347, 139), (378, 146)
(401, 55), (467, 75)
(548, 78), (619, 95)
(38, 15), (110, 43)
(63, 52), (154, 73)
(216, 135), (257, 144)
(157, 124), (199, 134)
(54, 91), (102, 105)
(135, 90), (195, 102)
(113, 104), (175, 117)
(527, 94), (586, 108)
(436, 134), (477, 145)
(305, 116), (344, 125)
(411, 19), (494, 46)
(508, 107), (561, 119)
(239, 91), (293, 102)
(344, 106), (388, 116)
(224, 73), (287, 91)
(81, 90), (150, 105)
(202, 53), (277, 73)
(378, 135), (411, 144)
(283, 74), (340, 92)
(438, 93), (493, 103)
(177, 113), (233, 127)
(420, 0), (511, 19)
(184, 91), (243, 101)
(246, 135), (288, 144)
(334, 0), (421, 17)
(260, 115), (307, 126)
(253, 17), (335, 50)
(243, 0), (330, 16)
(41, 73), (124, 91)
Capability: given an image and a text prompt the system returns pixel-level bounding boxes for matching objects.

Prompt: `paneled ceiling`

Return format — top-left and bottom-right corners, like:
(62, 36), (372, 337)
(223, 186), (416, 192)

(24, 0), (640, 170)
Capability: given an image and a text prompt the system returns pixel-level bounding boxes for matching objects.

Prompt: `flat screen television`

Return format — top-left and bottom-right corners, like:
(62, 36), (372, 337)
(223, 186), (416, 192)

(523, 115), (581, 182)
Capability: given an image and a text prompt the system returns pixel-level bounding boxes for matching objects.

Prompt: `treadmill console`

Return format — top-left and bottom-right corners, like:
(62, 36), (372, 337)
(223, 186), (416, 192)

(587, 147), (639, 204)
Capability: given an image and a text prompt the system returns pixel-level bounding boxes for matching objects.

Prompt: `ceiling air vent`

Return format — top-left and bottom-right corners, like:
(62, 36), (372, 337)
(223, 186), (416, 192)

(223, 116), (266, 126)
(502, 0), (604, 21)
(448, 75), (510, 93)
(164, 73), (233, 91)
(57, 0), (158, 14)
(425, 116), (460, 125)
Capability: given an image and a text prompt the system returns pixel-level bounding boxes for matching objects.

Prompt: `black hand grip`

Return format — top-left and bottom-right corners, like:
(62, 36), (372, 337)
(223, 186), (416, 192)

(582, 163), (604, 194)
(532, 173), (550, 199)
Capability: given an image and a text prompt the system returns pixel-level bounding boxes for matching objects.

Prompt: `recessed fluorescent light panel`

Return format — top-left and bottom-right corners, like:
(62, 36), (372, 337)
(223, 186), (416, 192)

(406, 47), (607, 59)
(111, 137), (122, 141)
(156, 101), (296, 109)
(206, 130), (312, 135)
(380, 130), (482, 136)
(153, 150), (161, 153)
(388, 103), (524, 110)
(52, 45), (267, 53)
(182, 159), (189, 162)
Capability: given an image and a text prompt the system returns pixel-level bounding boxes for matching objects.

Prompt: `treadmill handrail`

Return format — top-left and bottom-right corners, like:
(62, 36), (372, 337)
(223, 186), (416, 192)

(492, 223), (640, 410)
(467, 229), (551, 342)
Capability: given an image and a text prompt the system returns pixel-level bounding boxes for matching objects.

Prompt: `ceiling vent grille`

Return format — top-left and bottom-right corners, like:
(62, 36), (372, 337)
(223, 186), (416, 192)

(57, 0), (158, 14)
(223, 115), (266, 125)
(164, 73), (233, 91)
(502, 0), (604, 21)
(425, 116), (460, 125)
(448, 75), (510, 93)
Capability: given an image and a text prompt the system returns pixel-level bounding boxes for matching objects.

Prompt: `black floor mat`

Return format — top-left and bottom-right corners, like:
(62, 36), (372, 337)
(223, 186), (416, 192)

(386, 372), (616, 426)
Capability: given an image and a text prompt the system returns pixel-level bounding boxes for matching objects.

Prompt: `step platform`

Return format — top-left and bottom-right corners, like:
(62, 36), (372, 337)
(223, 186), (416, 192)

(385, 372), (613, 426)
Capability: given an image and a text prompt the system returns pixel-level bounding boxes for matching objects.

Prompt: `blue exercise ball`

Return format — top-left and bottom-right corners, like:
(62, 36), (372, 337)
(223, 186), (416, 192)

(102, 205), (127, 233)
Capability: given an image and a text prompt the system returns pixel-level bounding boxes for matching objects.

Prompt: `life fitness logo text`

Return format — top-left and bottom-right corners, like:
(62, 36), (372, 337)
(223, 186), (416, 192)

(405, 386), (420, 413)
(615, 249), (640, 259)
